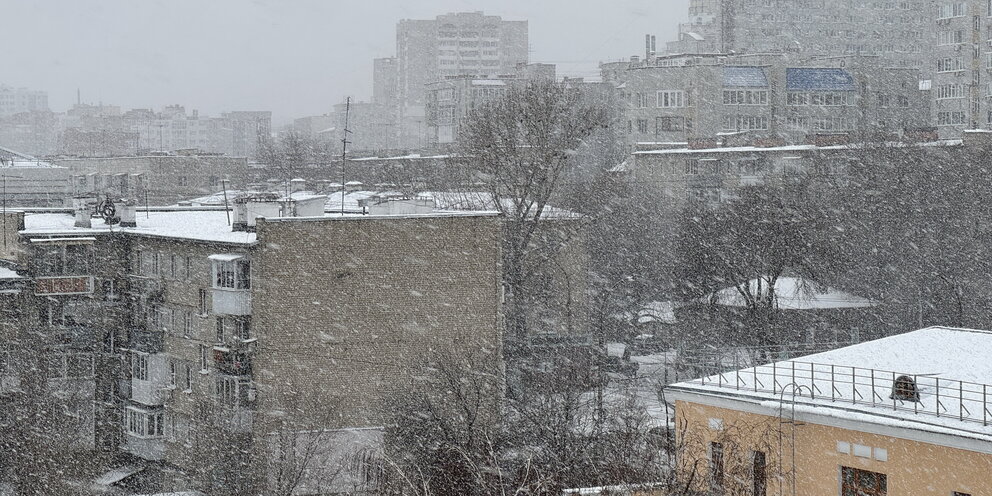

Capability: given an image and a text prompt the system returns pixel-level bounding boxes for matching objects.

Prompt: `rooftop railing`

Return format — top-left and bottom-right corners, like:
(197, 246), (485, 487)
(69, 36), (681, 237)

(686, 360), (992, 428)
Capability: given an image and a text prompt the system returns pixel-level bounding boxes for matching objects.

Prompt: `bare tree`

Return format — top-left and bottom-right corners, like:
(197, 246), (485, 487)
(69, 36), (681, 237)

(458, 79), (609, 342)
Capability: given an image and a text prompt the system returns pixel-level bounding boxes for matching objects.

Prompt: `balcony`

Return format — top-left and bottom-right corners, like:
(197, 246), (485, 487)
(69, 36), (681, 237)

(124, 405), (166, 461)
(213, 346), (253, 376)
(211, 288), (251, 315)
(35, 276), (94, 296)
(131, 353), (170, 406)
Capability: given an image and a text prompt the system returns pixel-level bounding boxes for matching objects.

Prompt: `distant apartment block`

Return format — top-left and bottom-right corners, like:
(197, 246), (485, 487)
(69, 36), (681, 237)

(56, 104), (271, 158)
(387, 12), (529, 149)
(667, 0), (934, 73)
(615, 54), (929, 149)
(0, 85), (49, 117)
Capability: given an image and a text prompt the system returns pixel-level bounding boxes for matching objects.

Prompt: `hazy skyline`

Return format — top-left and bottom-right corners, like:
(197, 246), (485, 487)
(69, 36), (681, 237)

(3, 0), (688, 125)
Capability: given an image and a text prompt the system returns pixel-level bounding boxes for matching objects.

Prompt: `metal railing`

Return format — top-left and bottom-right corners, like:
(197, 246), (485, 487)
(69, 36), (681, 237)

(688, 360), (992, 428)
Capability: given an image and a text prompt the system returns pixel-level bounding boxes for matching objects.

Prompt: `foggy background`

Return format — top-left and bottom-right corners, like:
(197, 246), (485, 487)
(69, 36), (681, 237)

(2, 0), (689, 124)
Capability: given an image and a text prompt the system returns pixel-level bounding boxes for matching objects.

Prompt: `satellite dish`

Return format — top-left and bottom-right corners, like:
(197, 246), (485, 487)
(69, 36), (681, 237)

(97, 198), (120, 225)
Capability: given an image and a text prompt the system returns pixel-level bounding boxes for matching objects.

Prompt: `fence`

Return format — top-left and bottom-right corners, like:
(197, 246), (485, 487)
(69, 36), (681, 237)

(687, 360), (992, 427)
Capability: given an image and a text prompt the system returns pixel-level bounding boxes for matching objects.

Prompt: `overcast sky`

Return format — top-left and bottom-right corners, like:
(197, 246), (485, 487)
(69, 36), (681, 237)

(3, 0), (688, 125)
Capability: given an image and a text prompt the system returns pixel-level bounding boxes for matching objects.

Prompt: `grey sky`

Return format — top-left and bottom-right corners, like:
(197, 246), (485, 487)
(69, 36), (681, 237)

(3, 0), (688, 125)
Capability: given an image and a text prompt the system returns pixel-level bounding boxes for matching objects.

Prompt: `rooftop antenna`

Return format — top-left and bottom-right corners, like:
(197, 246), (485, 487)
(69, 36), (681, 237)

(221, 179), (231, 225)
(339, 97), (352, 215)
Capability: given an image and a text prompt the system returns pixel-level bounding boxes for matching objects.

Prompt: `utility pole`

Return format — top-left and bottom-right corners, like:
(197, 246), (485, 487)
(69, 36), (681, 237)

(339, 97), (352, 215)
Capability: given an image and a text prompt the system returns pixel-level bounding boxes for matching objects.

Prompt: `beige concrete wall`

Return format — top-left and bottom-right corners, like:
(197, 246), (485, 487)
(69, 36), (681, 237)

(252, 215), (504, 429)
(676, 399), (992, 496)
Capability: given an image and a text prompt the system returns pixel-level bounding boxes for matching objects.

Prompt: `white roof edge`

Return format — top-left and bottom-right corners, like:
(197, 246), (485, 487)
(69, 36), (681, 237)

(208, 253), (245, 262)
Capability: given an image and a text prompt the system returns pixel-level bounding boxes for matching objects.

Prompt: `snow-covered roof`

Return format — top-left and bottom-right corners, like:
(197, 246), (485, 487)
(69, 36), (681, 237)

(723, 66), (768, 88)
(786, 67), (855, 91)
(704, 276), (877, 310)
(22, 211), (258, 245)
(669, 327), (992, 444)
(0, 267), (23, 280)
(637, 300), (677, 324)
(633, 139), (964, 156)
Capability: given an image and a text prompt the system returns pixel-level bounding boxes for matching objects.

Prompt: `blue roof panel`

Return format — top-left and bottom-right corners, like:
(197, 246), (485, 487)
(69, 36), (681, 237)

(786, 68), (856, 91)
(723, 66), (769, 87)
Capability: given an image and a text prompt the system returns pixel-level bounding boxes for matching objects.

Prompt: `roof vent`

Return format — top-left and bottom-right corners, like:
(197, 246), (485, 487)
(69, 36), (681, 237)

(889, 375), (920, 402)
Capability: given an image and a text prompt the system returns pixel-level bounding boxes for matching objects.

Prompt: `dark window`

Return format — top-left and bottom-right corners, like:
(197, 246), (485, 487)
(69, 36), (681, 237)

(710, 442), (724, 489)
(953, 493), (972, 496)
(753, 451), (766, 496)
(841, 467), (886, 496)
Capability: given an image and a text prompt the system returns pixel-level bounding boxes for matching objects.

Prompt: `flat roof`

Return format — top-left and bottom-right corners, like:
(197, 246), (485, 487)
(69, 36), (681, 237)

(634, 139), (964, 156)
(668, 326), (992, 444)
(22, 211), (258, 245)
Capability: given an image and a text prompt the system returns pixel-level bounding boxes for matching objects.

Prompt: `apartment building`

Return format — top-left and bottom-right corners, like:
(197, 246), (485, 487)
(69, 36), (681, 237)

(931, 0), (992, 137)
(2, 197), (504, 493)
(0, 85), (49, 117)
(424, 64), (557, 150)
(617, 54), (929, 149)
(388, 12), (529, 149)
(667, 326), (992, 496)
(0, 146), (71, 207)
(54, 154), (250, 206)
(667, 0), (935, 73)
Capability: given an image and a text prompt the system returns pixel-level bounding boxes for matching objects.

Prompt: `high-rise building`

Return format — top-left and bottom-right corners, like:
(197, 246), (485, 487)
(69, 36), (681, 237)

(667, 0), (934, 73)
(393, 12), (529, 149)
(931, 0), (987, 136)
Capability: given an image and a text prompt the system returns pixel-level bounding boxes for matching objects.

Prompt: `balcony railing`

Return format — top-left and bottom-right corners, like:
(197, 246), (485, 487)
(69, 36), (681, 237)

(35, 276), (94, 296)
(684, 360), (992, 428)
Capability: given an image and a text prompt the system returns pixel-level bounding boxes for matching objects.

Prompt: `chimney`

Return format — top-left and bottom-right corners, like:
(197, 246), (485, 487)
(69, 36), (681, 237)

(120, 199), (137, 228)
(232, 198), (249, 232)
(73, 197), (91, 228)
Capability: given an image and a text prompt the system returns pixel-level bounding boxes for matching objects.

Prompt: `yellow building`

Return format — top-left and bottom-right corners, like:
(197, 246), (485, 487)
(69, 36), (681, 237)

(667, 326), (992, 496)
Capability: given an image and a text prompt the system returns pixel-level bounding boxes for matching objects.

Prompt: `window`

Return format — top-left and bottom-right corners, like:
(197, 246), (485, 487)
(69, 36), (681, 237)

(213, 259), (250, 290)
(753, 451), (766, 496)
(936, 84), (966, 100)
(215, 375), (252, 406)
(168, 360), (177, 387)
(685, 159), (699, 175)
(937, 2), (967, 19)
(723, 115), (768, 131)
(184, 256), (192, 280)
(710, 442), (724, 489)
(126, 407), (164, 438)
(787, 92), (810, 106)
(169, 254), (177, 278)
(199, 345), (209, 372)
(199, 289), (208, 315)
(953, 492), (973, 496)
(937, 29), (964, 45)
(723, 89), (768, 105)
(841, 467), (886, 496)
(656, 116), (685, 132)
(657, 90), (687, 108)
(183, 311), (194, 338)
(216, 318), (225, 343)
(937, 57), (965, 72)
(235, 318), (251, 340)
(133, 353), (149, 381)
(636, 119), (649, 133)
(938, 111), (967, 125)
(184, 363), (193, 390)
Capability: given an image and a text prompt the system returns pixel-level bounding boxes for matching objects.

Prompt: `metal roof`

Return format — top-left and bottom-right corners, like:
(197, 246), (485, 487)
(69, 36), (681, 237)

(723, 66), (769, 87)
(786, 68), (856, 91)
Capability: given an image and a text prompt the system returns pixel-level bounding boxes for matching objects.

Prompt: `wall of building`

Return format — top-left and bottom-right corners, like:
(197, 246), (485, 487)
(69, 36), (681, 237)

(251, 215), (504, 429)
(676, 399), (992, 496)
